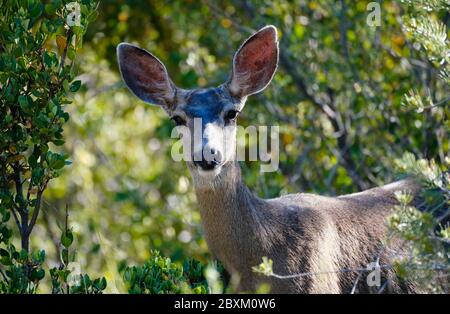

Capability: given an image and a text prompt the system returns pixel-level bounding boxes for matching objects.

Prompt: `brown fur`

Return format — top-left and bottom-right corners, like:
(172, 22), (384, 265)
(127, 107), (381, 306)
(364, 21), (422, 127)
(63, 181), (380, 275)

(194, 161), (422, 293)
(117, 26), (425, 294)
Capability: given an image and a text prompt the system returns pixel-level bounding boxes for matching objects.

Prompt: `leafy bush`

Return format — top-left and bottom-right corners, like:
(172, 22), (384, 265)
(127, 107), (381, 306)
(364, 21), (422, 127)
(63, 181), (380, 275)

(122, 250), (225, 294)
(0, 0), (103, 293)
(0, 245), (46, 293)
(385, 0), (449, 293)
(0, 205), (106, 293)
(388, 154), (449, 293)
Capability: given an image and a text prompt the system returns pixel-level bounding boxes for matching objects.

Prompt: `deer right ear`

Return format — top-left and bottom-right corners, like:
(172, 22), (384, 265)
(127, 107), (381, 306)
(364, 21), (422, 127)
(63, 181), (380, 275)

(227, 25), (279, 98)
(117, 43), (177, 109)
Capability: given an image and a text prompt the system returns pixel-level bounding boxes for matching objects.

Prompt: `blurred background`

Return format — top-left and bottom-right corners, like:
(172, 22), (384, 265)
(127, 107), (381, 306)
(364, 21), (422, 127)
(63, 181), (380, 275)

(27, 0), (448, 292)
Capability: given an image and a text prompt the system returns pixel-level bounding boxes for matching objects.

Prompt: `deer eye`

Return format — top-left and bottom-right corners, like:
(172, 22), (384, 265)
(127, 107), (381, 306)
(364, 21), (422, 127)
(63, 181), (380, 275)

(171, 115), (186, 126)
(225, 110), (239, 121)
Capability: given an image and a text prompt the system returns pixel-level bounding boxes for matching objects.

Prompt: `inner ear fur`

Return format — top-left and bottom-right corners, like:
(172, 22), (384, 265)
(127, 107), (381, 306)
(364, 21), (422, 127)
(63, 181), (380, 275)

(228, 25), (279, 98)
(117, 43), (177, 108)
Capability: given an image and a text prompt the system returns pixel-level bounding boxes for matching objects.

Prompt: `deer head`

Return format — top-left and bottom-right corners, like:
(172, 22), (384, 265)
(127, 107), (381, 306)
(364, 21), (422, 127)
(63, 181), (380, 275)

(117, 26), (278, 180)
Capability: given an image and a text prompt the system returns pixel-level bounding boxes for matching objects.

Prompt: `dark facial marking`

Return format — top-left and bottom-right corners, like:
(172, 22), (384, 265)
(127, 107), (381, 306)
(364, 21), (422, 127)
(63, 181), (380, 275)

(184, 88), (232, 124)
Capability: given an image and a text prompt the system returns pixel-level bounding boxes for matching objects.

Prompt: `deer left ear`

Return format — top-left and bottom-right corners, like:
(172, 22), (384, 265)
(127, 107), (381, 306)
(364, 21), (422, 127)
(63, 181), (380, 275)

(117, 43), (177, 109)
(228, 25), (279, 98)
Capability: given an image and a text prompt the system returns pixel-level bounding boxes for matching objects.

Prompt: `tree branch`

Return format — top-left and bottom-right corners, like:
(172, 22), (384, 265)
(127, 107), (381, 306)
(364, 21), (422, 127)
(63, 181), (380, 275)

(9, 206), (21, 232)
(26, 181), (47, 238)
(58, 29), (73, 73)
(12, 162), (26, 215)
(0, 267), (8, 283)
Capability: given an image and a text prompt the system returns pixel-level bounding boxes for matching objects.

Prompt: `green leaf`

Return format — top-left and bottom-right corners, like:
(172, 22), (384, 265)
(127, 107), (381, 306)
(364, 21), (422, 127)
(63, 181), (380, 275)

(41, 20), (49, 33)
(30, 3), (42, 18)
(72, 26), (84, 36)
(31, 268), (46, 281)
(44, 4), (56, 15)
(53, 159), (66, 170)
(19, 249), (28, 261)
(2, 211), (10, 223)
(28, 147), (40, 167)
(67, 46), (76, 60)
(0, 256), (12, 266)
(61, 231), (74, 248)
(31, 167), (44, 184)
(43, 51), (53, 68)
(53, 139), (65, 146)
(18, 95), (30, 111)
(0, 249), (9, 257)
(97, 277), (107, 290)
(38, 250), (46, 263)
(63, 79), (70, 92)
(61, 248), (69, 264)
(70, 80), (81, 92)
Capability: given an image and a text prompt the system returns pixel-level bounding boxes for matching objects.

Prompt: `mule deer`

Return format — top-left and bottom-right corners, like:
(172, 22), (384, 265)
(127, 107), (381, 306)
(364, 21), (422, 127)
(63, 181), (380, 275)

(117, 25), (423, 293)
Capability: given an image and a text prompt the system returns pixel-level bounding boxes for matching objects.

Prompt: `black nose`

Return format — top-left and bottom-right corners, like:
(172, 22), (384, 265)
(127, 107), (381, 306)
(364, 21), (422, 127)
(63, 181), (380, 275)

(193, 148), (223, 171)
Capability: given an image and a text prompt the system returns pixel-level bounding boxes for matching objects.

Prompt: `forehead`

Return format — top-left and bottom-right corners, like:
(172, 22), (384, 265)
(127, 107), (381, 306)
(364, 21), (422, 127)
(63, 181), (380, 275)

(183, 88), (230, 118)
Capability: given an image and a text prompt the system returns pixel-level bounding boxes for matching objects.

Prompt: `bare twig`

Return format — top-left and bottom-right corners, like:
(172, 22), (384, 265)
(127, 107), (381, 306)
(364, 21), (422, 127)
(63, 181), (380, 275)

(377, 280), (389, 294)
(403, 96), (450, 113)
(266, 263), (448, 280)
(26, 180), (48, 238)
(9, 206), (21, 232)
(0, 268), (8, 283)
(350, 271), (363, 294)
(12, 162), (30, 251)
(41, 204), (61, 259)
(59, 29), (73, 73)
(64, 203), (69, 233)
(12, 162), (25, 215)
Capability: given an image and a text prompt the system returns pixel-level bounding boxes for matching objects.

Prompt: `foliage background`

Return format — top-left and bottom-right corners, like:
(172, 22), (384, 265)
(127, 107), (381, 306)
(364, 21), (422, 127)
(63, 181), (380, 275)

(1, 0), (448, 292)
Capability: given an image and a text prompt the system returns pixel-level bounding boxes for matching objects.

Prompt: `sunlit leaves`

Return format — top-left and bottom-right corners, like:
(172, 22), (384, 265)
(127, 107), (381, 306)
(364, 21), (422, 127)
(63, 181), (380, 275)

(400, 0), (450, 11)
(402, 90), (429, 113)
(252, 257), (274, 277)
(388, 152), (449, 293)
(403, 15), (449, 65)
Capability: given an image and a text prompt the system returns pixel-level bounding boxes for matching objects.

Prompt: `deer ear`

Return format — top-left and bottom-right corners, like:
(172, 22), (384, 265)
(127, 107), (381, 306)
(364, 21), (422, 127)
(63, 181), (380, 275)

(117, 43), (177, 108)
(228, 25), (279, 98)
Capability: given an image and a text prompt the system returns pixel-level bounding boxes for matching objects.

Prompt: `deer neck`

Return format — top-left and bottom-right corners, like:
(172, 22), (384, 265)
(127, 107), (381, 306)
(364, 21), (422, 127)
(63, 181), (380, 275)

(190, 161), (266, 273)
